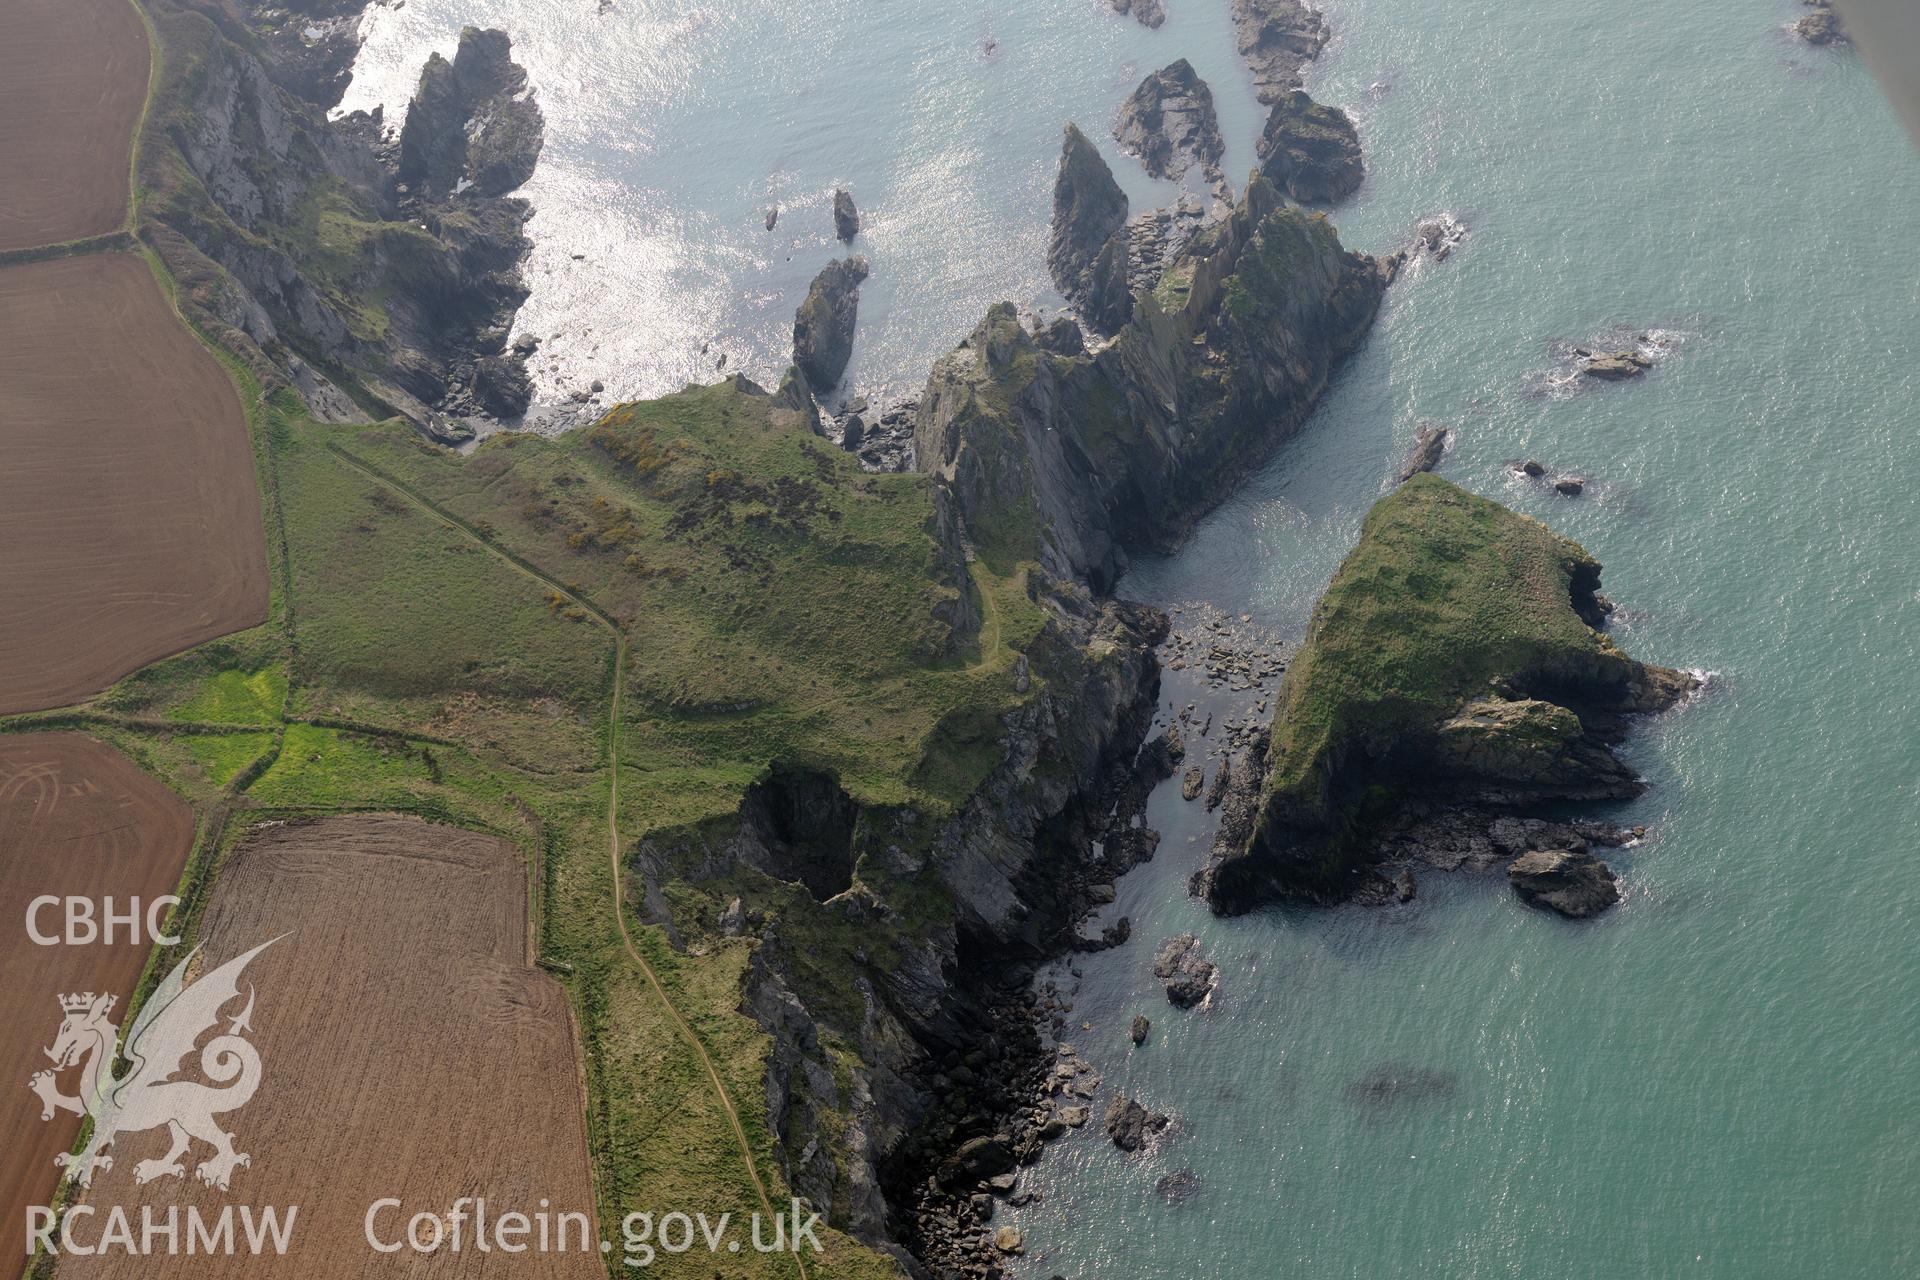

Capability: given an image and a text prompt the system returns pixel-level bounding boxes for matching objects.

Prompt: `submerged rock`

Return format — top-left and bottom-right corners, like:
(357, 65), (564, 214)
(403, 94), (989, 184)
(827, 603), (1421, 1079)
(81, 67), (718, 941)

(1048, 124), (1134, 334)
(1231, 0), (1331, 104)
(1104, 1096), (1170, 1151)
(1152, 933), (1218, 1007)
(833, 188), (860, 243)
(1110, 0), (1167, 29)
(1508, 848), (1622, 918)
(792, 256), (869, 392)
(1112, 60), (1227, 190)
(1155, 1168), (1203, 1205)
(1256, 90), (1363, 203)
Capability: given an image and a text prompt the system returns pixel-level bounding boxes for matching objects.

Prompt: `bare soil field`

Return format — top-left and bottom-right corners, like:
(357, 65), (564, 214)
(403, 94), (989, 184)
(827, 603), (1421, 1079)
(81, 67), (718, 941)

(0, 733), (195, 1268)
(0, 0), (148, 253)
(66, 814), (603, 1278)
(0, 253), (268, 715)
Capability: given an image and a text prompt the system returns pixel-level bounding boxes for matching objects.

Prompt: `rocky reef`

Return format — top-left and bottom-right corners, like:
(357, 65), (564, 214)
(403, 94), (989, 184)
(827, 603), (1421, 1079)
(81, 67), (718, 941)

(1231, 0), (1331, 105)
(1203, 474), (1696, 913)
(1110, 0), (1168, 30)
(137, 2), (546, 441)
(1796, 0), (1846, 45)
(1047, 123), (1135, 335)
(1257, 90), (1364, 203)
(1113, 60), (1228, 197)
(792, 255), (869, 394)
(924, 175), (1395, 592)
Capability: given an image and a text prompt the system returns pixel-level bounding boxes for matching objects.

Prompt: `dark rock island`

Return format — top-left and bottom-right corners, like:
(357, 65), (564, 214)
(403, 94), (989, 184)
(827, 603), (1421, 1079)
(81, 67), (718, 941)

(1203, 474), (1695, 913)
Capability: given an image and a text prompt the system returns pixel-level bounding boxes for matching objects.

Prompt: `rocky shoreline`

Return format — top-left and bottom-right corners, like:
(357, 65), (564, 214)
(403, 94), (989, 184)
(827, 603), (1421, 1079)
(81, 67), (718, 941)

(139, 0), (549, 443)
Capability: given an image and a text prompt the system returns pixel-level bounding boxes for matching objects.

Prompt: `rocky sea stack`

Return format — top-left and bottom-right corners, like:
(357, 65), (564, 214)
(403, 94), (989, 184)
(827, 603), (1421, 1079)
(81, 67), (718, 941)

(1047, 123), (1134, 335)
(792, 256), (869, 393)
(1204, 475), (1695, 912)
(1113, 60), (1227, 194)
(1257, 91), (1364, 204)
(1231, 0), (1332, 104)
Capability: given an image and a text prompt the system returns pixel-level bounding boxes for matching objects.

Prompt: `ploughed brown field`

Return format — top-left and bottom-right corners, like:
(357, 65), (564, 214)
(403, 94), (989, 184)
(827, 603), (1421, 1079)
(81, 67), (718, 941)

(0, 733), (195, 1269)
(65, 815), (602, 1278)
(0, 253), (268, 715)
(0, 0), (148, 253)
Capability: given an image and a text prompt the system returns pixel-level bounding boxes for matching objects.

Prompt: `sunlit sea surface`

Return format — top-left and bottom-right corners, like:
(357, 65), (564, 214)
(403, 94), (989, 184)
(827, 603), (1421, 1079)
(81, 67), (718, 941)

(348, 2), (1918, 1275)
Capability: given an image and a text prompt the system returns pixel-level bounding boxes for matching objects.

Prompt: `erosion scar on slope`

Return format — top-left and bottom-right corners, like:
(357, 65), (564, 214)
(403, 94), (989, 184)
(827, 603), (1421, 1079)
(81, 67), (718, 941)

(0, 253), (269, 715)
(0, 733), (195, 1268)
(0, 0), (149, 253)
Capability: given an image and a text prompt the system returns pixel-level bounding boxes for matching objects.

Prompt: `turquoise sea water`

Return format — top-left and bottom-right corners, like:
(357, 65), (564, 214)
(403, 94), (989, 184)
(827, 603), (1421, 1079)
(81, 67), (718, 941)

(348, 2), (1919, 1275)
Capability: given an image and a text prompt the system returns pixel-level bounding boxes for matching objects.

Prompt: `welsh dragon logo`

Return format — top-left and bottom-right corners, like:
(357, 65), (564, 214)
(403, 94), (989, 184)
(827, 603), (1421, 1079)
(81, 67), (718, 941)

(28, 938), (280, 1191)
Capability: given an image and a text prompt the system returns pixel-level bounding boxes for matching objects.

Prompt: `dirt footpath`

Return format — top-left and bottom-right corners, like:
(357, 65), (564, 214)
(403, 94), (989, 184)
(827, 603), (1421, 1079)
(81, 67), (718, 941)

(0, 733), (195, 1267)
(0, 0), (149, 252)
(0, 253), (268, 714)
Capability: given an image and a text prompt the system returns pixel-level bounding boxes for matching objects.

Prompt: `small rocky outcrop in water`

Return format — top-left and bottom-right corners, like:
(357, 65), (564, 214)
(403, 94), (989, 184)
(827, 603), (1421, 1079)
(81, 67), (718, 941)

(1257, 91), (1363, 203)
(1203, 475), (1697, 913)
(1104, 1096), (1170, 1151)
(833, 188), (860, 243)
(1110, 0), (1167, 29)
(1394, 422), (1450, 484)
(1152, 934), (1218, 1007)
(1047, 124), (1134, 335)
(1580, 349), (1652, 380)
(1130, 1014), (1151, 1045)
(1231, 0), (1331, 105)
(792, 256), (869, 393)
(1795, 0), (1846, 45)
(1112, 60), (1227, 195)
(1509, 848), (1623, 918)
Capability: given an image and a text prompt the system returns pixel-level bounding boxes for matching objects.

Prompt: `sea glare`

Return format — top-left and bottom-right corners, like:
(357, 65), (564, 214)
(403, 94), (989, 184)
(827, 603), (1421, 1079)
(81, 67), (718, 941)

(345, 2), (1917, 1275)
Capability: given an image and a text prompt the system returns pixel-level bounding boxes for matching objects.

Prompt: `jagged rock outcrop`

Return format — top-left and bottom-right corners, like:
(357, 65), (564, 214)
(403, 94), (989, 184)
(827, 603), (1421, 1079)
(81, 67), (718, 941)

(1509, 848), (1622, 918)
(1104, 1096), (1170, 1151)
(921, 176), (1395, 592)
(1796, 0), (1846, 45)
(1231, 0), (1331, 105)
(1113, 61), (1226, 194)
(833, 188), (861, 243)
(792, 256), (869, 393)
(1110, 0), (1167, 29)
(1047, 124), (1134, 334)
(1394, 422), (1449, 483)
(1203, 475), (1696, 913)
(138, 2), (546, 438)
(1152, 934), (1217, 1007)
(1257, 91), (1363, 203)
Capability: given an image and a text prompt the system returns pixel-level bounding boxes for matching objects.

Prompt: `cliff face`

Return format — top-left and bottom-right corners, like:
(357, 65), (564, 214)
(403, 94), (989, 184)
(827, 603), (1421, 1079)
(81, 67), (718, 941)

(921, 177), (1394, 592)
(1204, 475), (1696, 912)
(138, 2), (544, 440)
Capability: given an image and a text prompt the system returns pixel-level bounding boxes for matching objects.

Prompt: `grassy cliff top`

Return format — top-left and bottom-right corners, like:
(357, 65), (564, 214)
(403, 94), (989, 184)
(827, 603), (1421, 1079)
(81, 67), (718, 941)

(1262, 474), (1632, 810)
